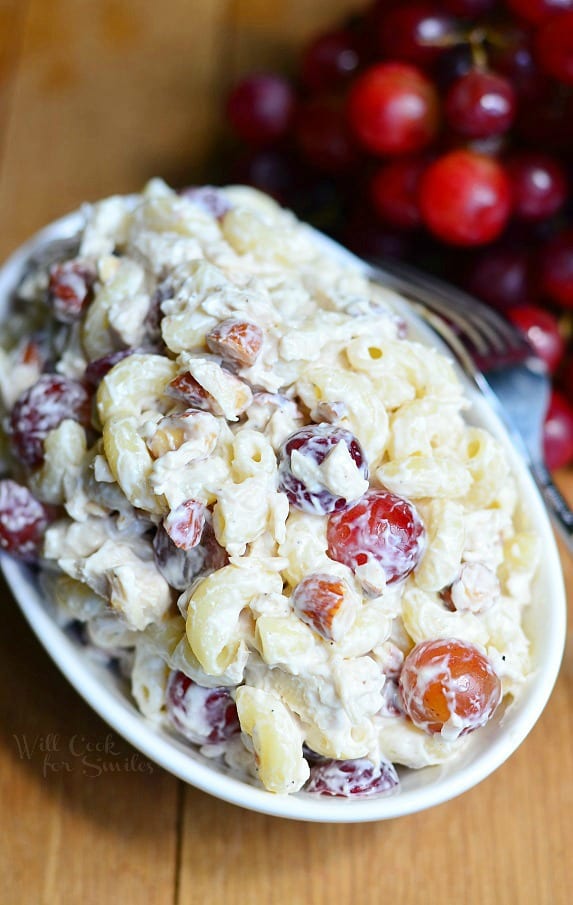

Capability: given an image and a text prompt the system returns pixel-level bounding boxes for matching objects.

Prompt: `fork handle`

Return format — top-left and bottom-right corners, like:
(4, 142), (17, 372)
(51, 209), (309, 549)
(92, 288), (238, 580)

(531, 461), (573, 553)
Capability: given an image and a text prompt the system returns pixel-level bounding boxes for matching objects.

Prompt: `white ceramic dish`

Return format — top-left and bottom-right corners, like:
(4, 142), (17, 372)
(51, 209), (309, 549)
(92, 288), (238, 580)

(0, 206), (567, 822)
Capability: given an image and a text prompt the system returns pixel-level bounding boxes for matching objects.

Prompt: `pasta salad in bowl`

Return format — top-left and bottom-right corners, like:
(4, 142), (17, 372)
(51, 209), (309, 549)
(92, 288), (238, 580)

(0, 181), (565, 821)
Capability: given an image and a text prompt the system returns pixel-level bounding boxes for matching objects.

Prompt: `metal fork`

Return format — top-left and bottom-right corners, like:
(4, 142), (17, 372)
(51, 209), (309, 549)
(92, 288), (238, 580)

(365, 258), (573, 555)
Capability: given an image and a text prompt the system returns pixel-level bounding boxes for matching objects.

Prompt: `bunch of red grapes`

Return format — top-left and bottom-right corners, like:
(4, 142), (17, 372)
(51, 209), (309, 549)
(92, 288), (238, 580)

(224, 0), (573, 470)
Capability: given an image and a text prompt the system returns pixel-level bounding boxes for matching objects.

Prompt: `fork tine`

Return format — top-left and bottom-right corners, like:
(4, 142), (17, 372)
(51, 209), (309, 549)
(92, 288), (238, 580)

(396, 287), (492, 351)
(369, 265), (491, 350)
(369, 258), (532, 368)
(465, 301), (526, 351)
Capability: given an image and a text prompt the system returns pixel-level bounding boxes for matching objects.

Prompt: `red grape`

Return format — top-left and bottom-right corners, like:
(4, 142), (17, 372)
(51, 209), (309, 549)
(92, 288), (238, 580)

(445, 70), (516, 138)
(419, 150), (511, 245)
(278, 424), (368, 515)
(370, 157), (427, 229)
(544, 389), (573, 468)
(540, 230), (573, 308)
(465, 245), (531, 310)
(179, 186), (232, 220)
(226, 73), (296, 145)
(380, 677), (404, 716)
(10, 374), (92, 469)
(166, 672), (240, 745)
(507, 0), (573, 25)
(305, 757), (399, 798)
(153, 520), (227, 591)
(300, 29), (361, 93)
(507, 152), (567, 222)
(560, 355), (573, 399)
(508, 305), (566, 372)
(48, 259), (96, 323)
(436, 44), (475, 89)
(327, 489), (425, 584)
(163, 500), (206, 551)
(399, 638), (502, 735)
(84, 349), (135, 388)
(342, 208), (414, 260)
(491, 30), (546, 101)
(0, 479), (51, 561)
(515, 82), (573, 151)
(229, 148), (299, 204)
(221, 0), (573, 446)
(347, 62), (440, 156)
(535, 11), (573, 85)
(295, 101), (357, 173)
(376, 3), (454, 68)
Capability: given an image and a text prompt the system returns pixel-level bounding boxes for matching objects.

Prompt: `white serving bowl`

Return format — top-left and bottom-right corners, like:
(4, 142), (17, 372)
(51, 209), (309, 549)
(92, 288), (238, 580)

(0, 206), (567, 822)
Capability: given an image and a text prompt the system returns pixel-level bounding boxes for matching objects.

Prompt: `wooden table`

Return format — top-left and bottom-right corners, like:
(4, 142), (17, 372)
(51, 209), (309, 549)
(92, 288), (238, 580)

(0, 2), (571, 903)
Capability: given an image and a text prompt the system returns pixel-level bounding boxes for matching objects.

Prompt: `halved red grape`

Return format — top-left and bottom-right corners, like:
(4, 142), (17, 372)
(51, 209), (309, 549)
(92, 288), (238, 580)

(226, 73), (296, 146)
(347, 62), (440, 156)
(163, 500), (206, 551)
(153, 519), (227, 591)
(48, 258), (96, 323)
(327, 489), (425, 584)
(509, 305), (565, 373)
(539, 230), (573, 308)
(370, 157), (427, 230)
(536, 11), (573, 85)
(380, 678), (404, 716)
(300, 29), (362, 93)
(0, 479), (51, 561)
(84, 349), (135, 388)
(419, 150), (511, 246)
(278, 424), (368, 515)
(179, 186), (232, 220)
(305, 756), (399, 798)
(399, 638), (502, 736)
(166, 671), (240, 745)
(10, 374), (91, 469)
(376, 3), (454, 69)
(543, 389), (573, 469)
(445, 70), (516, 139)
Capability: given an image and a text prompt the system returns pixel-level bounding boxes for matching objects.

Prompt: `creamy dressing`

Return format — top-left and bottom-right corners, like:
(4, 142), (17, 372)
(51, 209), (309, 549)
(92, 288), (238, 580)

(0, 180), (538, 796)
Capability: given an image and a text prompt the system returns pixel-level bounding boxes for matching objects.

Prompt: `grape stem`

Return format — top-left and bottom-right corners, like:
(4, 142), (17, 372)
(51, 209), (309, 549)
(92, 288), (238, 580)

(468, 27), (488, 70)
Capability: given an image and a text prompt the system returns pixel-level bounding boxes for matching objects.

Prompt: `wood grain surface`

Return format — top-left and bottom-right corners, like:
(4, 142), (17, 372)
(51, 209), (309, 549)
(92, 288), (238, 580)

(0, 3), (571, 903)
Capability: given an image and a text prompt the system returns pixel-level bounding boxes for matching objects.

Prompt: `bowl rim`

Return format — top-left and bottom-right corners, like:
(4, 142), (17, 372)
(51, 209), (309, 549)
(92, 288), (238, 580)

(0, 201), (567, 823)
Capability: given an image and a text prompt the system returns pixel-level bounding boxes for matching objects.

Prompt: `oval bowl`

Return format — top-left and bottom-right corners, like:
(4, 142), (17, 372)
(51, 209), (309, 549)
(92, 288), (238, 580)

(0, 204), (567, 822)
